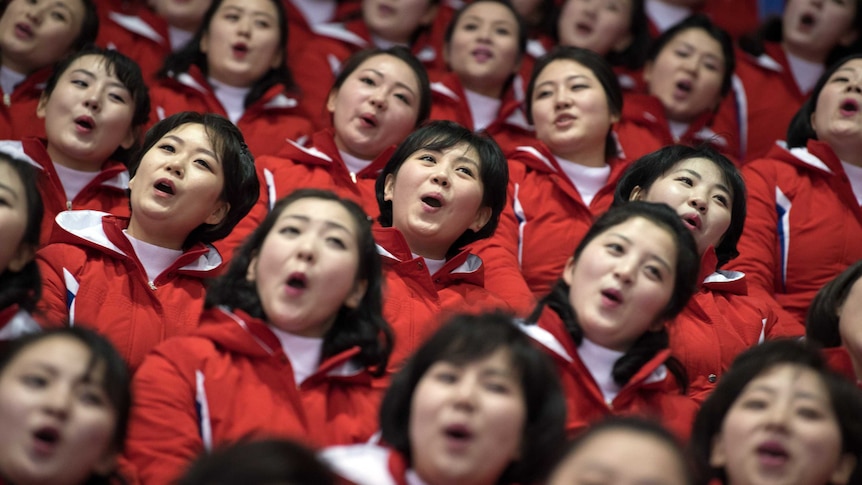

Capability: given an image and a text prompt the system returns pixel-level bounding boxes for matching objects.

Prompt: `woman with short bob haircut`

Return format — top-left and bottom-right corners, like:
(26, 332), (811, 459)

(806, 260), (862, 382)
(323, 311), (567, 485)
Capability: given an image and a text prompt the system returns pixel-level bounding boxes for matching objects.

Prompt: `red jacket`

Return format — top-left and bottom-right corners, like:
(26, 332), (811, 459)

(712, 43), (811, 163)
(475, 143), (630, 310)
(1, 138), (131, 246)
(669, 249), (804, 404)
(95, 7), (171, 83)
(730, 140), (862, 324)
(322, 445), (417, 485)
(148, 66), (313, 158)
(376, 226), (511, 370)
(217, 130), (393, 261)
(125, 307), (387, 485)
(35, 212), (221, 370)
(0, 66), (51, 140)
(522, 309), (698, 439)
(616, 92), (739, 162)
(0, 305), (39, 341)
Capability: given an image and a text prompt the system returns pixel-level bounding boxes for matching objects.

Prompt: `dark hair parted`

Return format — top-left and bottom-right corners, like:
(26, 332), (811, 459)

(612, 144), (746, 266)
(177, 438), (337, 485)
(806, 260), (862, 348)
(0, 153), (42, 312)
(379, 311), (567, 485)
(526, 202), (699, 388)
(158, 0), (295, 107)
(0, 327), (132, 475)
(128, 112), (259, 247)
(690, 339), (862, 485)
(205, 188), (392, 376)
(444, 0), (528, 66)
(648, 14), (735, 99)
(526, 46), (623, 161)
(787, 54), (862, 148)
(375, 120), (508, 256)
(43, 46), (151, 164)
(329, 46), (432, 128)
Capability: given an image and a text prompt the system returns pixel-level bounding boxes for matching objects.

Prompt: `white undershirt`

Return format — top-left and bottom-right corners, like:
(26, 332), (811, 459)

(168, 25), (194, 51)
(123, 230), (184, 282)
(842, 161), (862, 206)
(339, 149), (373, 180)
(555, 155), (611, 206)
(289, 0), (336, 27)
(417, 253), (446, 276)
(0, 65), (26, 96)
(209, 77), (250, 124)
(668, 120), (689, 141)
(577, 337), (625, 404)
(785, 50), (823, 95)
(370, 34), (406, 50)
(52, 163), (100, 202)
(269, 325), (324, 385)
(645, 0), (692, 33)
(464, 88), (501, 132)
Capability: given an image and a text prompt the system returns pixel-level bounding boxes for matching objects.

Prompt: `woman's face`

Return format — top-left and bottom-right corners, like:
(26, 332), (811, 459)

(531, 58), (616, 162)
(710, 364), (856, 485)
(810, 58), (862, 152)
(557, 0), (634, 56)
(201, 0), (282, 88)
(564, 216), (677, 351)
(362, 0), (437, 45)
(838, 276), (862, 372)
(645, 27), (725, 123)
(328, 54), (422, 160)
(247, 197), (366, 338)
(383, 142), (491, 260)
(782, 0), (858, 63)
(0, 162), (33, 274)
(632, 157), (732, 256)
(0, 0), (86, 74)
(409, 348), (526, 485)
(150, 0), (212, 32)
(38, 54), (137, 172)
(445, 1), (522, 98)
(548, 428), (689, 485)
(0, 336), (118, 485)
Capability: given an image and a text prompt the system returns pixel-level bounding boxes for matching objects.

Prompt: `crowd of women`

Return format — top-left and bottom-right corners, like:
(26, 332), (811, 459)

(1, 0), (861, 484)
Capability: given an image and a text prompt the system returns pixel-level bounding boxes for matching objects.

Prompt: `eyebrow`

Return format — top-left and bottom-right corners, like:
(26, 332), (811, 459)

(281, 214), (353, 234)
(69, 69), (131, 92)
(609, 233), (673, 273)
(359, 69), (416, 97)
(675, 168), (732, 195)
(0, 182), (20, 202)
(50, 1), (76, 17)
(220, 4), (276, 20)
(677, 41), (723, 61)
(535, 74), (591, 89)
(746, 384), (825, 402)
(163, 135), (219, 163)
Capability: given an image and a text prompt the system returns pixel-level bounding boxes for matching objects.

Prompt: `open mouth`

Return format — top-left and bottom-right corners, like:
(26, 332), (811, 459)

(840, 99), (860, 115)
(154, 180), (175, 195)
(232, 43), (248, 55)
(286, 273), (308, 290)
(359, 114), (377, 127)
(681, 214), (700, 230)
(422, 196), (442, 208)
(33, 427), (60, 448)
(575, 22), (593, 35)
(601, 288), (622, 303)
(800, 12), (816, 28)
(676, 79), (693, 93)
(444, 424), (473, 441)
(472, 48), (493, 62)
(75, 116), (95, 130)
(15, 22), (34, 38)
(756, 442), (789, 465)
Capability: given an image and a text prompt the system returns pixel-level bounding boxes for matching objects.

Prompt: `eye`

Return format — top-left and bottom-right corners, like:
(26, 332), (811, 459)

(605, 242), (624, 254)
(674, 49), (691, 58)
(254, 19), (272, 28)
(796, 406), (826, 420)
(570, 83), (589, 91)
(494, 27), (511, 36)
(535, 89), (552, 99)
(78, 387), (108, 407)
(703, 61), (720, 72)
(739, 397), (768, 410)
(461, 22), (479, 31)
(394, 93), (412, 105)
(194, 159), (213, 171)
(224, 13), (240, 21)
(359, 76), (376, 87)
(713, 194), (729, 208)
(676, 176), (694, 186)
(71, 79), (88, 88)
(278, 224), (301, 236)
(830, 76), (850, 83)
(456, 166), (475, 177)
(433, 370), (459, 384)
(21, 374), (48, 389)
(0, 196), (10, 207)
(418, 154), (436, 163)
(49, 10), (68, 22)
(483, 379), (513, 394)
(158, 143), (176, 153)
(108, 92), (128, 104)
(644, 265), (664, 281)
(325, 236), (347, 249)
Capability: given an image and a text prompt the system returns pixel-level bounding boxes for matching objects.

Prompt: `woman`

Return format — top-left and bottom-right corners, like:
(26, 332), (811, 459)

(730, 54), (862, 325)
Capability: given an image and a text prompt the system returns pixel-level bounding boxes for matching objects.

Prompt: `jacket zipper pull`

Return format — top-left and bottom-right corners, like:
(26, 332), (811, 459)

(148, 281), (157, 290)
(350, 172), (357, 183)
(66, 200), (73, 210)
(3, 93), (10, 107)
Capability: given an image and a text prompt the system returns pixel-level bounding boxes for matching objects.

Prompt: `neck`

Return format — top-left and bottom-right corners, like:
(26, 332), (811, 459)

(46, 143), (103, 172)
(126, 217), (187, 250)
(782, 40), (826, 65)
(830, 141), (862, 168)
(462, 76), (505, 99)
(553, 141), (608, 168)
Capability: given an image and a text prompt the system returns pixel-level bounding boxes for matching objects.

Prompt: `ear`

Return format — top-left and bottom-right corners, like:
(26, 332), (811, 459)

(7, 243), (36, 272)
(709, 432), (727, 468)
(643, 61), (653, 85)
(839, 28), (858, 48)
(468, 205), (492, 233)
(562, 256), (576, 286)
(383, 173), (396, 202)
(270, 48), (283, 70)
(613, 33), (634, 55)
(326, 88), (339, 114)
(205, 201), (230, 226)
(36, 94), (49, 119)
(92, 451), (118, 478)
(831, 454), (857, 485)
(648, 319), (666, 333)
(629, 186), (644, 201)
(810, 111), (818, 136)
(344, 279), (368, 310)
(246, 253), (259, 282)
(119, 125), (138, 150)
(200, 32), (209, 54)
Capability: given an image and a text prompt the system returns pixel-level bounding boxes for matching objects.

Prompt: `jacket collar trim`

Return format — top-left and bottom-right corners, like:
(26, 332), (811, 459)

(108, 12), (164, 43)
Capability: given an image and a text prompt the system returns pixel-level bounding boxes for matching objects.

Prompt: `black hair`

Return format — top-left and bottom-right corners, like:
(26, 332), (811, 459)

(647, 14), (735, 99)
(379, 311), (567, 485)
(128, 112), (259, 247)
(787, 53), (862, 148)
(376, 120), (508, 256)
(554, 0), (650, 71)
(205, 188), (393, 376)
(0, 327), (131, 484)
(806, 260), (862, 348)
(158, 0), (296, 108)
(526, 201), (699, 389)
(526, 46), (623, 161)
(0, 153), (42, 312)
(329, 46), (432, 128)
(691, 339), (862, 485)
(444, 0), (528, 66)
(176, 438), (337, 485)
(42, 46), (151, 165)
(612, 144), (746, 267)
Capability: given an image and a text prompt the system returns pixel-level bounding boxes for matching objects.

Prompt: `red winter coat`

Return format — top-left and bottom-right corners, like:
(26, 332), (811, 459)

(730, 140), (862, 324)
(0, 306), (39, 341)
(522, 309), (698, 439)
(0, 66), (51, 140)
(95, 7), (171, 83)
(35, 212), (221, 370)
(322, 445), (417, 485)
(125, 307), (387, 485)
(376, 226), (511, 370)
(148, 66), (313, 158)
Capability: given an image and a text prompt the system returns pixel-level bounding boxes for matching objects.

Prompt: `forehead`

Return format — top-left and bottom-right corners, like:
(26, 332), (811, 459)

(352, 54), (419, 87)
(275, 197), (359, 232)
(162, 122), (212, 145)
(828, 59), (862, 78)
(3, 336), (99, 381)
(0, 162), (26, 193)
(538, 58), (602, 84)
(435, 346), (517, 375)
(458, 1), (518, 23)
(60, 55), (120, 80)
(742, 364), (831, 399)
(664, 27), (724, 58)
(215, 0), (278, 16)
(666, 157), (730, 185)
(593, 216), (678, 261)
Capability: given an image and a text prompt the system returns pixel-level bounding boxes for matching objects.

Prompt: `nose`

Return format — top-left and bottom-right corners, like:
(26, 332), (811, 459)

(237, 16), (251, 37)
(165, 161), (183, 178)
(689, 193), (707, 213)
(369, 88), (387, 110)
(42, 385), (72, 419)
(763, 401), (792, 431)
(613, 257), (636, 283)
(555, 88), (572, 110)
(846, 80), (862, 94)
(452, 377), (478, 410)
(26, 7), (42, 25)
(294, 234), (317, 263)
(83, 93), (100, 111)
(432, 169), (450, 188)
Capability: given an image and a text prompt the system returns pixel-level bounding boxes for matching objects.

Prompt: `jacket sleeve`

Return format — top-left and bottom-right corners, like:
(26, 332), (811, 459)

(124, 343), (204, 485)
(34, 244), (74, 328)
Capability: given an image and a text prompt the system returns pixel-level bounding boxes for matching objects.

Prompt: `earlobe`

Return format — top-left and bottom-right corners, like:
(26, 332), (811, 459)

(205, 202), (230, 226)
(120, 127), (138, 150)
(629, 186), (644, 201)
(7, 243), (36, 273)
(709, 433), (727, 468)
(810, 112), (818, 135)
(469, 206), (492, 233)
(383, 174), (395, 202)
(246, 254), (259, 282)
(344, 279), (368, 309)
(562, 256), (576, 286)
(36, 95), (48, 119)
(326, 89), (338, 114)
(831, 454), (857, 485)
(200, 33), (209, 54)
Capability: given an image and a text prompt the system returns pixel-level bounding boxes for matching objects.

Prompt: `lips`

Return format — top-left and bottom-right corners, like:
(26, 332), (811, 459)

(601, 288), (623, 305)
(14, 22), (34, 39)
(756, 441), (790, 467)
(232, 42), (248, 58)
(31, 426), (61, 456)
(74, 115), (95, 132)
(554, 113), (576, 127)
(153, 178), (176, 196)
(421, 194), (443, 208)
(358, 112), (378, 128)
(799, 12), (816, 29)
(681, 213), (701, 230)
(575, 21), (593, 35)
(286, 272), (308, 290)
(471, 47), (493, 63)
(840, 98), (860, 116)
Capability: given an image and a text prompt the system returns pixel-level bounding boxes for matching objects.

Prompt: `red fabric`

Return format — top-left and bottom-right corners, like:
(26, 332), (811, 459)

(147, 66), (313, 158)
(730, 140), (862, 324)
(95, 6), (170, 83)
(20, 138), (130, 246)
(216, 130), (391, 261)
(375, 226), (512, 371)
(125, 307), (386, 485)
(822, 347), (857, 382)
(712, 43), (810, 163)
(427, 71), (527, 138)
(0, 67), (51, 141)
(34, 214), (219, 370)
(528, 309), (698, 440)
